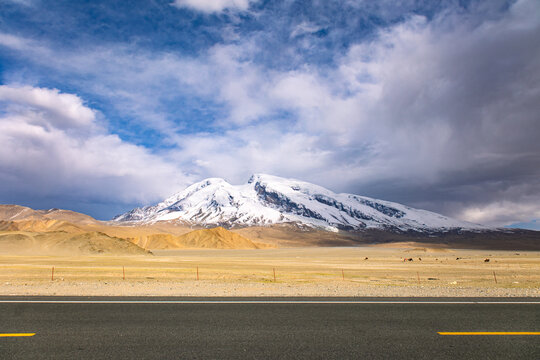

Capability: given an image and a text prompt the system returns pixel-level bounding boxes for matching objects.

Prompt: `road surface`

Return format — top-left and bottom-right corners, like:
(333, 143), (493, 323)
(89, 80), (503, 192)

(1, 297), (539, 359)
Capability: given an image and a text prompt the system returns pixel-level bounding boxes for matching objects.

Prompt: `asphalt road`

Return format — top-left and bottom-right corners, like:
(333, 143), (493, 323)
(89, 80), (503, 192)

(0, 297), (539, 359)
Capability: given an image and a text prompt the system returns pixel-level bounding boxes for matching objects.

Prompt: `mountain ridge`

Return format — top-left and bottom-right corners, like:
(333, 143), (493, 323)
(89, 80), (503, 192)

(114, 174), (486, 233)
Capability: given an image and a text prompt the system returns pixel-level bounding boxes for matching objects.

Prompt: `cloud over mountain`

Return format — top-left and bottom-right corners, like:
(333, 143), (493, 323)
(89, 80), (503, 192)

(0, 85), (190, 218)
(0, 0), (539, 227)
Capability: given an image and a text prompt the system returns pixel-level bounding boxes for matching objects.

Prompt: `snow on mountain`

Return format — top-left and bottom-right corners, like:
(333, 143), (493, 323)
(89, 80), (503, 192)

(114, 174), (486, 232)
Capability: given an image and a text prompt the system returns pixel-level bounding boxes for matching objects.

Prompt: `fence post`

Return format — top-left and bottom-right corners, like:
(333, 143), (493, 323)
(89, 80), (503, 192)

(342, 269), (345, 281)
(51, 266), (54, 281)
(123, 266), (125, 280)
(273, 268), (276, 282)
(493, 271), (498, 284)
(197, 266), (199, 281)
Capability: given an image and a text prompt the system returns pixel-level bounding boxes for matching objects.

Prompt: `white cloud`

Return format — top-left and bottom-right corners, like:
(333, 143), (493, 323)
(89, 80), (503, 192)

(0, 85), (191, 209)
(171, 0), (540, 226)
(172, 124), (331, 184)
(461, 200), (540, 227)
(0, 33), (273, 135)
(136, 0), (540, 227)
(290, 22), (323, 38)
(1, 1), (539, 225)
(0, 85), (95, 129)
(171, 0), (253, 13)
(0, 33), (26, 49)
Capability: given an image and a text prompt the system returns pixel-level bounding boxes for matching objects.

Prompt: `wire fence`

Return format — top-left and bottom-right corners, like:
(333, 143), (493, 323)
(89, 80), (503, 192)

(0, 264), (538, 287)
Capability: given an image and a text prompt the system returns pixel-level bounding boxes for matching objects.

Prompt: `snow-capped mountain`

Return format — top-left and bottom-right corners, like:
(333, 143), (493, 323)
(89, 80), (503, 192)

(114, 174), (485, 232)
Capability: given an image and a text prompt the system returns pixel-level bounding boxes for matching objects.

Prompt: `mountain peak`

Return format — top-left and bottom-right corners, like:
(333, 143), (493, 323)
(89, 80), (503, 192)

(247, 173), (275, 184)
(248, 173), (303, 183)
(185, 177), (229, 191)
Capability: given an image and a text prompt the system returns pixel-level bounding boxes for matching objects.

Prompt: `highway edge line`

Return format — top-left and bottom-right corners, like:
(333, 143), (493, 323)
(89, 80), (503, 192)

(438, 332), (540, 335)
(0, 300), (539, 304)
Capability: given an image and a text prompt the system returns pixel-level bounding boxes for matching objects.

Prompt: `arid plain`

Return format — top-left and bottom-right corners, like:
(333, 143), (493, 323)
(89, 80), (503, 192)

(1, 247), (539, 297)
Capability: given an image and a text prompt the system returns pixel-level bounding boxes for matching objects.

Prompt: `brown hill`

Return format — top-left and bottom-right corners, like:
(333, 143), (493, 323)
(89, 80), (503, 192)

(176, 227), (270, 249)
(0, 230), (150, 255)
(95, 223), (193, 249)
(136, 227), (272, 249)
(0, 204), (100, 225)
(37, 208), (100, 225)
(0, 205), (39, 221)
(0, 219), (84, 233)
(232, 224), (360, 248)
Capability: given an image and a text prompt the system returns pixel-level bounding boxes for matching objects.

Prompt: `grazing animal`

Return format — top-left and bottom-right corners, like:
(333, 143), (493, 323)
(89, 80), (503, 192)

(484, 258), (490, 262)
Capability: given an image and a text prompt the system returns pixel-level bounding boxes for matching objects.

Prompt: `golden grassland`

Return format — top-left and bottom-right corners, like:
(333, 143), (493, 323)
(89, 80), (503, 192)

(0, 247), (538, 297)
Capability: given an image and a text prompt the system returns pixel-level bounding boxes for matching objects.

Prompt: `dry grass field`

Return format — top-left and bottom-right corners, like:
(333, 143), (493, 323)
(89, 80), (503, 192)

(1, 246), (539, 297)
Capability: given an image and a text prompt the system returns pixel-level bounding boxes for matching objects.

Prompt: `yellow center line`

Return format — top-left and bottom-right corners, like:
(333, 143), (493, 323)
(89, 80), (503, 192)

(438, 332), (540, 336)
(0, 333), (36, 337)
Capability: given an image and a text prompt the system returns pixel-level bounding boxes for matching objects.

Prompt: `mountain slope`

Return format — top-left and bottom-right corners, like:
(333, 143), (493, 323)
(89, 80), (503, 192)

(0, 219), (84, 233)
(0, 204), (100, 225)
(0, 231), (150, 255)
(175, 227), (267, 249)
(115, 174), (485, 232)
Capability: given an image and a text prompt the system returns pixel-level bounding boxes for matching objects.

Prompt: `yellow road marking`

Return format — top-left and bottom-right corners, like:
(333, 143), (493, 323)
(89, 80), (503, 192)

(438, 332), (540, 335)
(0, 333), (36, 337)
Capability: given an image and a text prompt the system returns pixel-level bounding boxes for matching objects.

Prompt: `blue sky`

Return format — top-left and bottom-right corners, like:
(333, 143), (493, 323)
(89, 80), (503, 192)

(0, 0), (539, 229)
